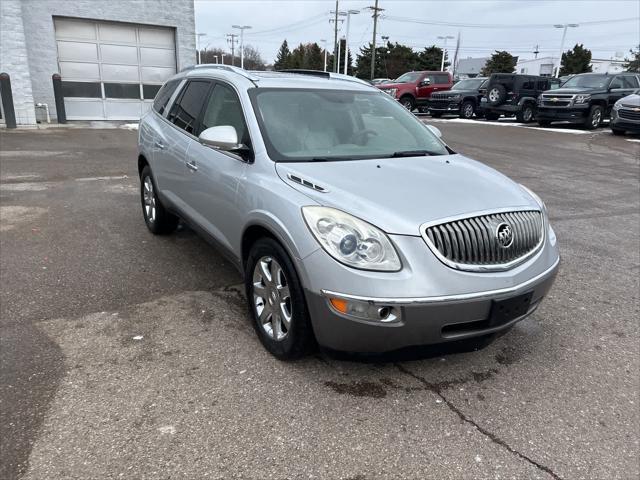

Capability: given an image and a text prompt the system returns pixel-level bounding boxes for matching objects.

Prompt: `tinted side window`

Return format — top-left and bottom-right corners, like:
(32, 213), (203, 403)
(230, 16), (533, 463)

(614, 76), (639, 88)
(435, 74), (449, 84)
(521, 79), (535, 90)
(167, 80), (211, 134)
(152, 79), (181, 115)
(201, 83), (250, 144)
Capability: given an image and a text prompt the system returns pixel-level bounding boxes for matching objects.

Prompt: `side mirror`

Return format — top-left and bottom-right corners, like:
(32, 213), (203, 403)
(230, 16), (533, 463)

(425, 124), (442, 138)
(419, 79), (431, 87)
(199, 126), (239, 150)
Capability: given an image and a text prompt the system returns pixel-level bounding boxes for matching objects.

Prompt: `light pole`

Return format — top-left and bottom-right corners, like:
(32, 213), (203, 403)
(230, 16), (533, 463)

(554, 23), (579, 77)
(221, 53), (226, 65)
(343, 9), (359, 75)
(232, 25), (252, 69)
(437, 35), (455, 71)
(381, 35), (389, 78)
(196, 33), (206, 64)
(320, 39), (328, 72)
(213, 55), (218, 64)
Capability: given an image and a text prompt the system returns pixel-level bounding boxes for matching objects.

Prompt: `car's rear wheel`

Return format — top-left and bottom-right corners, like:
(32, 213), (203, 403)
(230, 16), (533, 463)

(516, 104), (535, 123)
(245, 238), (314, 359)
(584, 105), (603, 130)
(460, 100), (475, 119)
(140, 165), (178, 234)
(400, 95), (415, 111)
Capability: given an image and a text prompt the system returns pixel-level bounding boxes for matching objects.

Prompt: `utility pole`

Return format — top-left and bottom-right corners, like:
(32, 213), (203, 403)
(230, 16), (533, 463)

(226, 33), (238, 66)
(533, 44), (540, 59)
(321, 39), (328, 72)
(367, 0), (384, 80)
(437, 35), (455, 71)
(196, 33), (206, 64)
(343, 10), (359, 75)
(232, 25), (252, 69)
(333, 1), (339, 72)
(553, 23), (578, 77)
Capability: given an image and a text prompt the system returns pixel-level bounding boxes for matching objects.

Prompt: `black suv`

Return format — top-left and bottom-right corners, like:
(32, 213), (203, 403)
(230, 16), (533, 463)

(481, 74), (561, 123)
(537, 73), (640, 129)
(426, 77), (488, 119)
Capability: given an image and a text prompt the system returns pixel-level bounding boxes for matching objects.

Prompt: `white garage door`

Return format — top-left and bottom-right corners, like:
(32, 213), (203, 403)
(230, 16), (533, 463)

(54, 18), (177, 120)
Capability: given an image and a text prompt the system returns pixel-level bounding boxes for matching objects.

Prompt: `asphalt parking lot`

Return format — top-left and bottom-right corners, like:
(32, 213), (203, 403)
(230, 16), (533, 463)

(1, 121), (638, 480)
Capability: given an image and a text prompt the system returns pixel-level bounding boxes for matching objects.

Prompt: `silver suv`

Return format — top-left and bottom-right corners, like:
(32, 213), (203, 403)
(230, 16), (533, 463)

(138, 65), (560, 359)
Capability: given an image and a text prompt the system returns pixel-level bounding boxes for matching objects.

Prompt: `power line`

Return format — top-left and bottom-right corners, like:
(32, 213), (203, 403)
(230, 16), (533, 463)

(245, 12), (327, 37)
(382, 15), (639, 29)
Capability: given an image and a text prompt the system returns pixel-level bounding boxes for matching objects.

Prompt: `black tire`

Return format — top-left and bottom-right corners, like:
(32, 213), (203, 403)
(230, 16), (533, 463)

(516, 104), (535, 123)
(460, 100), (475, 119)
(245, 237), (314, 360)
(584, 105), (604, 130)
(485, 112), (501, 121)
(140, 165), (179, 234)
(486, 84), (507, 106)
(417, 107), (429, 114)
(537, 120), (552, 127)
(399, 95), (415, 111)
(430, 111), (443, 118)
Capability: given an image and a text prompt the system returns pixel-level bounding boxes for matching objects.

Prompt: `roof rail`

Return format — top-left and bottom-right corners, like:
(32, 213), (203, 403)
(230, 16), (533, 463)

(276, 69), (372, 87)
(180, 64), (259, 82)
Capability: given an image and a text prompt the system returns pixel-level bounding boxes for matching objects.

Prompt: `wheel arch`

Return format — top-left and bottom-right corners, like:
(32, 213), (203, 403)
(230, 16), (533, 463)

(138, 154), (149, 177)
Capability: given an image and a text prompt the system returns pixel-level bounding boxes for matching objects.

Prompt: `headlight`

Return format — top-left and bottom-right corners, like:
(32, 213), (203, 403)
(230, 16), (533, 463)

(387, 88), (398, 97)
(519, 184), (548, 222)
(450, 94), (461, 100)
(574, 94), (591, 104)
(612, 101), (622, 111)
(302, 206), (401, 271)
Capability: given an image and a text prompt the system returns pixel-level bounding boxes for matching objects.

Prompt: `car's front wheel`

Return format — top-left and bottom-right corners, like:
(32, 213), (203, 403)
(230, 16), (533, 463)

(400, 95), (415, 111)
(584, 105), (603, 130)
(245, 238), (314, 359)
(460, 100), (475, 119)
(140, 165), (178, 234)
(516, 104), (535, 123)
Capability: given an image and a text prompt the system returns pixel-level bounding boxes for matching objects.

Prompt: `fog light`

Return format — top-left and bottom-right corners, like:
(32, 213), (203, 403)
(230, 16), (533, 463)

(327, 296), (399, 323)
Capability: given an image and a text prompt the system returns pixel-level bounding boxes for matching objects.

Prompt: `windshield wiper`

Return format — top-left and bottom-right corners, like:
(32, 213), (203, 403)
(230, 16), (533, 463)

(390, 150), (440, 158)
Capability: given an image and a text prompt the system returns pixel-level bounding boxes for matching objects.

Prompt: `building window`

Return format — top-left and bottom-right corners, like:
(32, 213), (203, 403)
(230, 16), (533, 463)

(104, 83), (140, 99)
(61, 81), (102, 98)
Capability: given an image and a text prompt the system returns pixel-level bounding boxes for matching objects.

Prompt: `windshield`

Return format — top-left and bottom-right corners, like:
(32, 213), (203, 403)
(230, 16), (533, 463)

(394, 72), (421, 83)
(452, 78), (485, 90)
(250, 88), (449, 162)
(561, 75), (610, 89)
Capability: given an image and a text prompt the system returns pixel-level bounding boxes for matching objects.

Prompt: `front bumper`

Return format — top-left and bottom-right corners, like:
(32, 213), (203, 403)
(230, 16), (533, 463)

(611, 110), (640, 133)
(537, 105), (590, 122)
(297, 232), (560, 353)
(426, 100), (462, 112)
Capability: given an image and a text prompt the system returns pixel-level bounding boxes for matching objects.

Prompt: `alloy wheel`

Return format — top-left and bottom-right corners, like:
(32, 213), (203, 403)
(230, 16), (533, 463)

(592, 110), (601, 128)
(143, 176), (156, 223)
(488, 89), (499, 102)
(463, 104), (474, 118)
(252, 256), (292, 341)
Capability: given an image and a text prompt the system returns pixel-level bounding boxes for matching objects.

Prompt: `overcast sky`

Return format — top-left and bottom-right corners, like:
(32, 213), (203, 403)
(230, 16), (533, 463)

(194, 0), (640, 65)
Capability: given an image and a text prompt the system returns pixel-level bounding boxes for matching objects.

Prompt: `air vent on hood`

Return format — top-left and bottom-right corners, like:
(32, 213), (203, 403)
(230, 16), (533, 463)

(287, 174), (328, 193)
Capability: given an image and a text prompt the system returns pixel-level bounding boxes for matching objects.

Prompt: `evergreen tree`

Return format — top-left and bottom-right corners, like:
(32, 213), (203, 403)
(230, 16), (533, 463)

(416, 46), (448, 71)
(625, 45), (640, 72)
(560, 44), (592, 76)
(481, 51), (517, 75)
(274, 40), (291, 70)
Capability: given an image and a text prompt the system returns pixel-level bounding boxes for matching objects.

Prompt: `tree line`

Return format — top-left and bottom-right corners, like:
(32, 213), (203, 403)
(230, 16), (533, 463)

(197, 41), (639, 76)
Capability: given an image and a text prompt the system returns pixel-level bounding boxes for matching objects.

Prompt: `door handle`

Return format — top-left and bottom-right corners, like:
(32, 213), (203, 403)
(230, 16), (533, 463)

(155, 141), (166, 149)
(185, 160), (198, 171)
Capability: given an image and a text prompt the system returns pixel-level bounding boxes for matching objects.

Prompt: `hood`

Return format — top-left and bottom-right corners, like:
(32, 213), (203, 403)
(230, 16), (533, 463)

(619, 93), (640, 106)
(432, 89), (475, 97)
(544, 86), (602, 95)
(377, 82), (412, 90)
(276, 154), (538, 235)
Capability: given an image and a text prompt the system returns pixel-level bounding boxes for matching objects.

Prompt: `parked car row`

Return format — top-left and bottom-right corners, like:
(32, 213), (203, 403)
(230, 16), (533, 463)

(376, 71), (640, 135)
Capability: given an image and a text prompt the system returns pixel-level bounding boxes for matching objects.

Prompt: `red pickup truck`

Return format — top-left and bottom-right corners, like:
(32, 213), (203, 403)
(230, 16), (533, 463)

(376, 71), (453, 111)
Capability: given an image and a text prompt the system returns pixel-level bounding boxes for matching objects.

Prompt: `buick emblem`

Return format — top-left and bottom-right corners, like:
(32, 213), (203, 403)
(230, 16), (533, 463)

(551, 97), (559, 102)
(496, 223), (514, 248)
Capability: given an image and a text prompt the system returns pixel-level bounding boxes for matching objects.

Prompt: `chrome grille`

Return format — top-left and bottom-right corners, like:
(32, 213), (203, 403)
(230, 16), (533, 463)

(422, 210), (544, 271)
(541, 93), (573, 108)
(619, 108), (640, 121)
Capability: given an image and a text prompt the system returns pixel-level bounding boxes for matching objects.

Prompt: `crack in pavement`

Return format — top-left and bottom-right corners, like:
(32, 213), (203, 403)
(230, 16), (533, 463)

(394, 363), (564, 480)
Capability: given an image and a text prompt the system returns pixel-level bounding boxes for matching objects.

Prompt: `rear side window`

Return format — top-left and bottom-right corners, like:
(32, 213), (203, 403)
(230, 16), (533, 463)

(152, 79), (181, 115)
(612, 76), (639, 89)
(435, 74), (449, 84)
(167, 80), (211, 134)
(521, 79), (535, 90)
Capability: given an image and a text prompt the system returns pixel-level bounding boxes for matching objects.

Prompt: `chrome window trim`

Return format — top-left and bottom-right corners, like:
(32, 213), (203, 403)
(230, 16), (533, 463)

(419, 206), (546, 272)
(321, 256), (559, 306)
